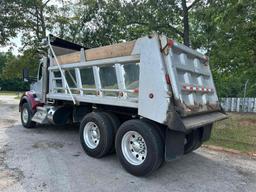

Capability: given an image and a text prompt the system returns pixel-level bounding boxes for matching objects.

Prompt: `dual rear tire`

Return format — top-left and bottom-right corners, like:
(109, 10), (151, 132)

(79, 112), (116, 158)
(79, 112), (164, 176)
(115, 120), (164, 176)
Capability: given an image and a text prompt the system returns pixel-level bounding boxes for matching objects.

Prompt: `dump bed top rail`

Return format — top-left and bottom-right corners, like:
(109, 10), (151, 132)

(53, 41), (136, 65)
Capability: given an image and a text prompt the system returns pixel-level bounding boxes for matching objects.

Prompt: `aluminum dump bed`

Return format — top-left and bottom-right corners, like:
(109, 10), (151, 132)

(46, 34), (226, 128)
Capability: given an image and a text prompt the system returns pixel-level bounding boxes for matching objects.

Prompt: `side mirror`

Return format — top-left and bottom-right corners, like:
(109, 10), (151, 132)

(22, 68), (29, 82)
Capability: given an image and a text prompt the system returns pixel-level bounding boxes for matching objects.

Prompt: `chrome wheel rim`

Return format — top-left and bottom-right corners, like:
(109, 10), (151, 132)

(22, 108), (29, 124)
(121, 131), (147, 165)
(83, 122), (100, 149)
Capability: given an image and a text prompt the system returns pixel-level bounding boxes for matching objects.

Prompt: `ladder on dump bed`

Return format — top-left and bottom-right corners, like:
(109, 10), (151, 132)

(48, 37), (76, 104)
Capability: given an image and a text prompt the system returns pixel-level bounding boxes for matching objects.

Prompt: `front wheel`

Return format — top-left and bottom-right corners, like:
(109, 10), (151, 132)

(115, 120), (164, 176)
(21, 103), (36, 128)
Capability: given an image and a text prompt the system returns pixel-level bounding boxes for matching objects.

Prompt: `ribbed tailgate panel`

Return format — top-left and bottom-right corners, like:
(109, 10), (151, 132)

(164, 39), (220, 116)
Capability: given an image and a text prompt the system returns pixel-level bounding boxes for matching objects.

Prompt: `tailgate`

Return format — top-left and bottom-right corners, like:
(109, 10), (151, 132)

(161, 37), (220, 116)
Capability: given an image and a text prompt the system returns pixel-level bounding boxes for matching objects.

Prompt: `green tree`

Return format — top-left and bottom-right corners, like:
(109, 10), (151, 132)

(0, 52), (31, 91)
(0, 52), (16, 76)
(59, 0), (202, 47)
(192, 0), (256, 97)
(0, 0), (55, 49)
(2, 49), (39, 79)
(0, 0), (23, 45)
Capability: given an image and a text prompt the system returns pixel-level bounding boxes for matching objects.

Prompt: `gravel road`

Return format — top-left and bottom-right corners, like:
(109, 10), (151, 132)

(0, 95), (256, 192)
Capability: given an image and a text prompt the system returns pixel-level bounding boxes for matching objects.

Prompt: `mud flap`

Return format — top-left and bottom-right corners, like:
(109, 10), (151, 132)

(165, 110), (186, 161)
(201, 124), (212, 142)
(165, 129), (185, 161)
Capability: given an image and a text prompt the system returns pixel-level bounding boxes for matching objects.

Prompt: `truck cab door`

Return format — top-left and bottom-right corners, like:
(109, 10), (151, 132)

(30, 59), (44, 101)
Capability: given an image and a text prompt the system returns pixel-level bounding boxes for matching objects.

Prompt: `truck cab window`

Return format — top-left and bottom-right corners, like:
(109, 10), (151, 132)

(38, 62), (43, 80)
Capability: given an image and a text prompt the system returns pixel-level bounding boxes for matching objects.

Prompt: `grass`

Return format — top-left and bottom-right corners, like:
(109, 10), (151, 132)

(0, 91), (22, 99)
(0, 91), (18, 95)
(207, 113), (256, 153)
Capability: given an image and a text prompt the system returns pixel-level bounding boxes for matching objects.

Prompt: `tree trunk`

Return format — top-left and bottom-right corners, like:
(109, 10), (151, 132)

(39, 7), (46, 39)
(181, 0), (190, 47)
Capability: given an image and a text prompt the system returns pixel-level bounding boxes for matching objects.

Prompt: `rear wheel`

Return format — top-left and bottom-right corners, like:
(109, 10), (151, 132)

(115, 119), (164, 176)
(21, 103), (36, 128)
(184, 129), (202, 154)
(79, 112), (114, 158)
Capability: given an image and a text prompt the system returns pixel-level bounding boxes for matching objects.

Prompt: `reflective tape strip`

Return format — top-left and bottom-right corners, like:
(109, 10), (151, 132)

(182, 85), (213, 93)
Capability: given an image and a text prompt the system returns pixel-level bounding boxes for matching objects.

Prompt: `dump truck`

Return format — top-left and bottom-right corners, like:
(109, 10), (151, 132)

(19, 34), (227, 176)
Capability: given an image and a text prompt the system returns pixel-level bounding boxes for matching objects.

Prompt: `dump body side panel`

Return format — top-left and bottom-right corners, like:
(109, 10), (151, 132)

(137, 36), (171, 123)
(47, 35), (173, 125)
(47, 39), (141, 109)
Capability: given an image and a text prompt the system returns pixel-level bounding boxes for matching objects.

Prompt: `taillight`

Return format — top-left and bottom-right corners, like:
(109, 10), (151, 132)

(133, 88), (139, 93)
(165, 74), (171, 84)
(167, 39), (174, 48)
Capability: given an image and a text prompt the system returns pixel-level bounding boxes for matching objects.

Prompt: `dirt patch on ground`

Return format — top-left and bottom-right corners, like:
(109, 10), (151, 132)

(32, 141), (64, 149)
(0, 145), (24, 190)
(0, 119), (17, 128)
(239, 119), (256, 126)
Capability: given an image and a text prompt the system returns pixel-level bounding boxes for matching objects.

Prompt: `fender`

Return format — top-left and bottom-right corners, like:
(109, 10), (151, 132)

(19, 91), (41, 112)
